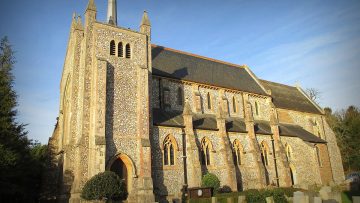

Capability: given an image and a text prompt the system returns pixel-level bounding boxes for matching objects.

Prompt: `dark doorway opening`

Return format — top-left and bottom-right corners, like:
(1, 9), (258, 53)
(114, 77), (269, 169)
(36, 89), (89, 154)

(110, 158), (128, 192)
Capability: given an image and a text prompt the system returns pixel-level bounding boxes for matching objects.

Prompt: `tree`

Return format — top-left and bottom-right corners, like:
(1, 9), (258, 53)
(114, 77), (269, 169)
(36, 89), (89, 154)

(305, 88), (321, 103)
(0, 36), (47, 202)
(325, 106), (360, 174)
(81, 171), (127, 201)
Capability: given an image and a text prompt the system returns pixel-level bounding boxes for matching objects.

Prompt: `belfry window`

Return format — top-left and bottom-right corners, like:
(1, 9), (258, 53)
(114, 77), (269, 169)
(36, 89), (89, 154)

(233, 139), (243, 165)
(110, 40), (115, 55)
(163, 135), (176, 166)
(125, 43), (131, 58)
(201, 137), (212, 166)
(118, 42), (123, 57)
(207, 92), (212, 110)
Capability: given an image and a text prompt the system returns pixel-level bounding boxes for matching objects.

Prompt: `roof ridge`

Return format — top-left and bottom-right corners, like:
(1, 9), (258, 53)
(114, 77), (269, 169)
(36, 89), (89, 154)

(260, 79), (297, 89)
(151, 44), (245, 69)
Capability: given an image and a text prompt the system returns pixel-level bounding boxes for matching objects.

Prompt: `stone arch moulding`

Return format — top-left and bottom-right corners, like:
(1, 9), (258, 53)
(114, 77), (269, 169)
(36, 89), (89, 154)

(105, 152), (138, 179)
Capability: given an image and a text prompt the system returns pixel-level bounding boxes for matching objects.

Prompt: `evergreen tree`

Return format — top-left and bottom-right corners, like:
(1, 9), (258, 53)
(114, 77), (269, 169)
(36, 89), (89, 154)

(325, 106), (360, 174)
(0, 36), (46, 202)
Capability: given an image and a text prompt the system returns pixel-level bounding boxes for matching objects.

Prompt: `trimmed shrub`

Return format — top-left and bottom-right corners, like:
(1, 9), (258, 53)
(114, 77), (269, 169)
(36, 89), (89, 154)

(271, 188), (287, 203)
(244, 188), (290, 203)
(218, 185), (232, 193)
(244, 189), (265, 203)
(201, 173), (221, 193)
(81, 171), (127, 201)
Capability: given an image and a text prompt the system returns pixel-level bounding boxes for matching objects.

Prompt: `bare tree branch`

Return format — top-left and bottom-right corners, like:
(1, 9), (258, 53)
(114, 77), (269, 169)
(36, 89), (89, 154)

(305, 88), (321, 103)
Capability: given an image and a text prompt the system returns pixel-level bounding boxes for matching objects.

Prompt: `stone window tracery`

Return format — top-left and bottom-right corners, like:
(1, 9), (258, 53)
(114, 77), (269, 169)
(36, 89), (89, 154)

(201, 137), (213, 166)
(261, 141), (269, 166)
(110, 40), (115, 55)
(233, 139), (243, 165)
(163, 135), (177, 166)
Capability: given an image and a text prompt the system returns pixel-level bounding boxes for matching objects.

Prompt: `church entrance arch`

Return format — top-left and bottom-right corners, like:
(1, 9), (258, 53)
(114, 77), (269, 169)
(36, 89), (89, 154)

(106, 153), (136, 193)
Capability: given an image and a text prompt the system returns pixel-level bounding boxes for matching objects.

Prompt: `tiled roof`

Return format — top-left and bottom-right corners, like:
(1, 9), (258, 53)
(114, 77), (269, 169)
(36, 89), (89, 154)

(226, 118), (247, 133)
(260, 80), (323, 114)
(254, 120), (273, 135)
(279, 123), (326, 143)
(152, 109), (246, 132)
(151, 45), (267, 95)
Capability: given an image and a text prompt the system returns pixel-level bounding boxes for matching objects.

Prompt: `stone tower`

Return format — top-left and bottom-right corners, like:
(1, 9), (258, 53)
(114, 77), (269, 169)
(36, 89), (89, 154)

(50, 0), (155, 202)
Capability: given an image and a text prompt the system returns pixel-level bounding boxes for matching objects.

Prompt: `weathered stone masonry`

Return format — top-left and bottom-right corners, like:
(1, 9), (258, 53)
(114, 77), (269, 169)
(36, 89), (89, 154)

(44, 0), (345, 202)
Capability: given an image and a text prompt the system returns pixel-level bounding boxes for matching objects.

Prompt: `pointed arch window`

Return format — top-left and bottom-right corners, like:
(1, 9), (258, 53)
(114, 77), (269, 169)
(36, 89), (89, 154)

(118, 42), (123, 57)
(201, 137), (213, 166)
(207, 92), (212, 110)
(177, 87), (183, 106)
(261, 142), (269, 166)
(163, 135), (177, 166)
(110, 40), (116, 55)
(125, 43), (131, 58)
(233, 139), (243, 165)
(315, 145), (322, 167)
(233, 96), (237, 113)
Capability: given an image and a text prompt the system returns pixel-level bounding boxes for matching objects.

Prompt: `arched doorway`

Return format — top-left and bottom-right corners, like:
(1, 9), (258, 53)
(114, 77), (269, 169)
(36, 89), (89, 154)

(110, 158), (128, 191)
(107, 153), (135, 194)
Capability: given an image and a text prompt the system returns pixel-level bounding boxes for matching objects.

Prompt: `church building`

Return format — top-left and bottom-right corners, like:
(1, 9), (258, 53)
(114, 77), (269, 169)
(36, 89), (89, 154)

(44, 0), (345, 202)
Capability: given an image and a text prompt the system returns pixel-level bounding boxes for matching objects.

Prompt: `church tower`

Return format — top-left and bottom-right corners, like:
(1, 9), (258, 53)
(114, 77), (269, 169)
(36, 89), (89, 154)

(50, 0), (155, 202)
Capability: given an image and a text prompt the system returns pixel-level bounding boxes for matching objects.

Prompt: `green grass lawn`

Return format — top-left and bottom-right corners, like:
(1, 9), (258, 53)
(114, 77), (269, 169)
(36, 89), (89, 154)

(189, 191), (244, 203)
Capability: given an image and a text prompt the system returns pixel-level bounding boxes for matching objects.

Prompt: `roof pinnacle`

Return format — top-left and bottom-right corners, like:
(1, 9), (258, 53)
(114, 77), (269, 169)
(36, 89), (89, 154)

(86, 0), (97, 11)
(141, 10), (151, 26)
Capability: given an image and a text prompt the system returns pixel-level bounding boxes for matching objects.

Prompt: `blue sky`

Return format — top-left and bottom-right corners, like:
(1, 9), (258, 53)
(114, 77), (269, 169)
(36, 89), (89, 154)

(1, 0), (359, 143)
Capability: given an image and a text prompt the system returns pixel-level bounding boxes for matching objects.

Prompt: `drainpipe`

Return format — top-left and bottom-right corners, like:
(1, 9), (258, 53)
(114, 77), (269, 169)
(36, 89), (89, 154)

(182, 130), (188, 187)
(271, 135), (280, 187)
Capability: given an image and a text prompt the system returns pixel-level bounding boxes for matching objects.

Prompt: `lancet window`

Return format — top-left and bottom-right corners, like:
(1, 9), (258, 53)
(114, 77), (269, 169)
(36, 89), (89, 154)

(261, 141), (269, 166)
(201, 137), (213, 166)
(233, 139), (243, 165)
(163, 135), (177, 166)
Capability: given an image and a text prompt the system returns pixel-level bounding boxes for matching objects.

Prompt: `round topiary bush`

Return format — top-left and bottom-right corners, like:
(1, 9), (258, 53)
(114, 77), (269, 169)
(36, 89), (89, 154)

(81, 171), (127, 201)
(201, 172), (220, 193)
